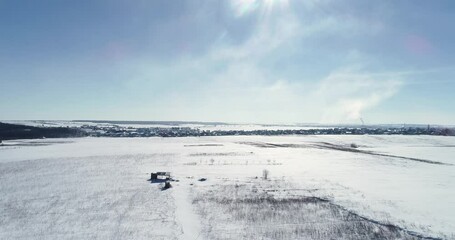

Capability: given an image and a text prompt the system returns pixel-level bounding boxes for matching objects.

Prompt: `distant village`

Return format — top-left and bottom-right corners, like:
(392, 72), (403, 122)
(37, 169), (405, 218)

(1, 122), (454, 141)
(80, 125), (455, 138)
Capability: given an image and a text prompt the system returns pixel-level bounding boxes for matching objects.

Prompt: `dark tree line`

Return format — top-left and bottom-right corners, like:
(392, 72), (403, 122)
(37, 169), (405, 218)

(0, 122), (87, 140)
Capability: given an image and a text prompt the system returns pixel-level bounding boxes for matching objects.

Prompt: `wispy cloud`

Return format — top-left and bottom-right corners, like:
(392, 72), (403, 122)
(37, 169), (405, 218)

(316, 68), (403, 123)
(211, 10), (298, 61)
(2, 0), (454, 123)
(125, 0), (405, 123)
(193, 0), (398, 123)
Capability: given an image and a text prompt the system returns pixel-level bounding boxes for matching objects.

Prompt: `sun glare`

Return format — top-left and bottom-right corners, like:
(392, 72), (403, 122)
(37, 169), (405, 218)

(232, 0), (290, 17)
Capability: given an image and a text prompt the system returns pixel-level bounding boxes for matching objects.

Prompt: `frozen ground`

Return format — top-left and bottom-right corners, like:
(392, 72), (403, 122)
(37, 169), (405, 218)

(0, 135), (454, 239)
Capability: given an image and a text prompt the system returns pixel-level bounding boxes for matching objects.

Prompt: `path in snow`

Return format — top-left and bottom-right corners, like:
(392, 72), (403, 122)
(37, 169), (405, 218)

(172, 180), (202, 240)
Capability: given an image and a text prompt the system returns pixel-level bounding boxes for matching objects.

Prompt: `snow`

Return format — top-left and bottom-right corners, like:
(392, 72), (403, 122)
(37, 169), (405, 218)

(0, 135), (454, 239)
(172, 181), (202, 240)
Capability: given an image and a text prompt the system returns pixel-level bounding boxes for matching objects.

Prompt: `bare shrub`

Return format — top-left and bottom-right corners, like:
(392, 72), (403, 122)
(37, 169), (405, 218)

(262, 169), (270, 180)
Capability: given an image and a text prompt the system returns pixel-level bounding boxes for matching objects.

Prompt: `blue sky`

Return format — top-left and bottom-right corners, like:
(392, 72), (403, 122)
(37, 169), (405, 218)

(1, 0), (454, 124)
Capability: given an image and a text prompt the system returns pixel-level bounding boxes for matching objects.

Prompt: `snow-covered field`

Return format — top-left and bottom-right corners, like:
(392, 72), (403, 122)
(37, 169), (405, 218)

(0, 135), (454, 239)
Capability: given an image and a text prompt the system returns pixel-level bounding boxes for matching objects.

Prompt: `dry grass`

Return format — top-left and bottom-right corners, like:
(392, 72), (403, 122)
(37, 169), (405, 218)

(192, 181), (432, 240)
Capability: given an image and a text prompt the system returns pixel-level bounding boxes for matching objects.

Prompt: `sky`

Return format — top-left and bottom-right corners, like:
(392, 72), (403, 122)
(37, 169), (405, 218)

(0, 0), (454, 124)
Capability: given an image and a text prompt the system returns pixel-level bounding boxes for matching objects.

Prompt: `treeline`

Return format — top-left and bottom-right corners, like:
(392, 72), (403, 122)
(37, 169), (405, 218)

(0, 122), (87, 140)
